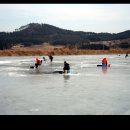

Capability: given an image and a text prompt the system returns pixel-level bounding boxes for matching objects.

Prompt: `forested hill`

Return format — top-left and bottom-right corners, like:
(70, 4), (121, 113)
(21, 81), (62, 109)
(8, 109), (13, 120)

(0, 23), (130, 50)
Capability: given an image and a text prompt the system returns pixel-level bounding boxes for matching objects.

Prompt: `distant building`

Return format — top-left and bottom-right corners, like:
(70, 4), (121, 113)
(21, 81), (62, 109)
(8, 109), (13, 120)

(11, 44), (24, 49)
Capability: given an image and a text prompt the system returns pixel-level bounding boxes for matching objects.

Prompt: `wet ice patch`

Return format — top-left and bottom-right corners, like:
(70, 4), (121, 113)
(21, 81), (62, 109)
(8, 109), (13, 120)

(8, 72), (27, 77)
(0, 61), (12, 64)
(29, 108), (40, 112)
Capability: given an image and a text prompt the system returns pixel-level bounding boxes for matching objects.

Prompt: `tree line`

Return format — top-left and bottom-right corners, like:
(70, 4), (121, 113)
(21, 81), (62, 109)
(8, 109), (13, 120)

(0, 23), (130, 50)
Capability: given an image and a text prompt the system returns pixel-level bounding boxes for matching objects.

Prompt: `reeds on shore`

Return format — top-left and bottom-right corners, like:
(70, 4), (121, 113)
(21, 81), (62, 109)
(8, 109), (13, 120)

(0, 48), (130, 56)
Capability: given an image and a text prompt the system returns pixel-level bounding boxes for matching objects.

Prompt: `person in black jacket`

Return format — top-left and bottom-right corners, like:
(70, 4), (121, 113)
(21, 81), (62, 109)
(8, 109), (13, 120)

(125, 53), (129, 58)
(49, 55), (53, 62)
(63, 61), (70, 73)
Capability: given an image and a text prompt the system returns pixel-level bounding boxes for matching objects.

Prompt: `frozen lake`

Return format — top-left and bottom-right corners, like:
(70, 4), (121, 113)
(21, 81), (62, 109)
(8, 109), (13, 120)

(0, 54), (130, 115)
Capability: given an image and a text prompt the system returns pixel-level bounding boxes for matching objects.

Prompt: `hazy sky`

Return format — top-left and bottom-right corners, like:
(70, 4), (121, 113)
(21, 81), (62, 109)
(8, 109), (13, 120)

(0, 4), (130, 33)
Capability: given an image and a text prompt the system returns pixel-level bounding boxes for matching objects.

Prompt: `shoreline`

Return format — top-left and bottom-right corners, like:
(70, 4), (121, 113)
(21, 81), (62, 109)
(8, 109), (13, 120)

(0, 48), (130, 56)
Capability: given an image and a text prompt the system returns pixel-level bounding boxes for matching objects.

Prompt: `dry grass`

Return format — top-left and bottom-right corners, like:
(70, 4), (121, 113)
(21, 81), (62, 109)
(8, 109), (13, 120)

(0, 48), (130, 56)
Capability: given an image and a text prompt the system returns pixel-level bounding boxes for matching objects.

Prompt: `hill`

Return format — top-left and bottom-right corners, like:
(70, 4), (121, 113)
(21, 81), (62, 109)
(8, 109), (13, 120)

(0, 23), (130, 50)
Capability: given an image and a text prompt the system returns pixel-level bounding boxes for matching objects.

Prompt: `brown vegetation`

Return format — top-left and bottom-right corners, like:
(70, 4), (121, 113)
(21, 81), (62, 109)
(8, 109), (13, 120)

(0, 48), (130, 56)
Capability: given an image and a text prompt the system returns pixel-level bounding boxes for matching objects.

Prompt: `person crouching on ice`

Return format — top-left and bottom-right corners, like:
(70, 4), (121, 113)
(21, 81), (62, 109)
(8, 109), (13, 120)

(63, 61), (70, 73)
(35, 58), (42, 69)
(102, 58), (107, 67)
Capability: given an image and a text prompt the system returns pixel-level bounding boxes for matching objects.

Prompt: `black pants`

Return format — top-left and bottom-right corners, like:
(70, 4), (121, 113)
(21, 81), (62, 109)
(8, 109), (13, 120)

(35, 63), (39, 68)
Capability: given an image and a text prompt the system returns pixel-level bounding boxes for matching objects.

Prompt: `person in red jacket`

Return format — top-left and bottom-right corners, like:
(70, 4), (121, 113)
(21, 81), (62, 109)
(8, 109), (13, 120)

(35, 58), (42, 68)
(102, 58), (107, 67)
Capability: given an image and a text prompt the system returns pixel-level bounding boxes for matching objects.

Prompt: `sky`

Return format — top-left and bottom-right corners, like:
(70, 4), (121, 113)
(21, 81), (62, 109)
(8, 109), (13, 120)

(0, 4), (130, 33)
